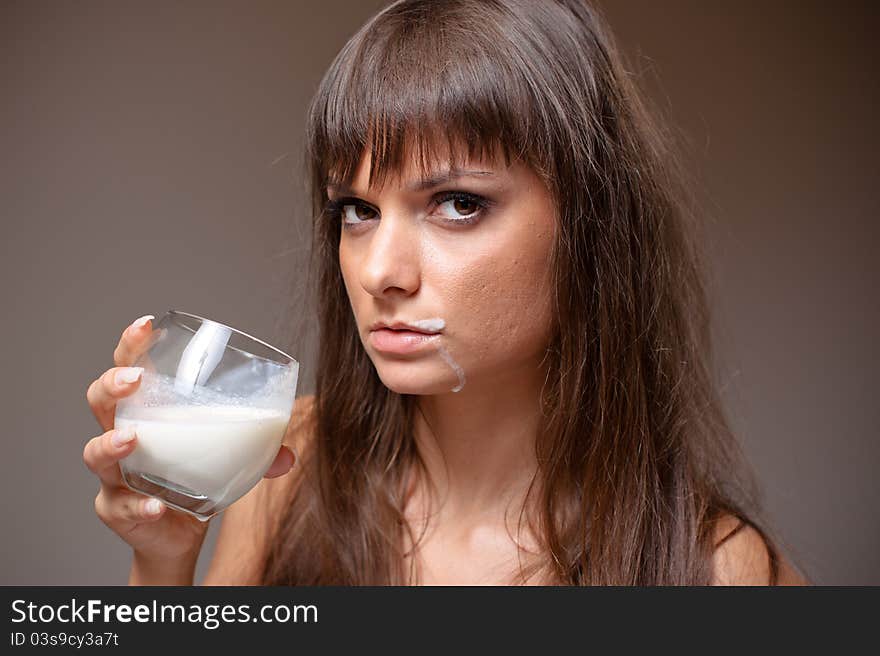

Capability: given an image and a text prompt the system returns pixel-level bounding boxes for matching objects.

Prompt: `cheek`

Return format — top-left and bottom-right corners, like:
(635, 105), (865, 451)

(338, 245), (360, 306)
(436, 232), (554, 364)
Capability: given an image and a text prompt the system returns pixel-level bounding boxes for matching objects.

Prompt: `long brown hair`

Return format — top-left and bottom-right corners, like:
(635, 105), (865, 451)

(264, 0), (783, 584)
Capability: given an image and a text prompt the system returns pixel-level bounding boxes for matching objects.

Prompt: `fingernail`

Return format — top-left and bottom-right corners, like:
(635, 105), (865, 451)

(128, 314), (154, 332)
(111, 426), (136, 447)
(115, 367), (144, 386)
(145, 499), (163, 515)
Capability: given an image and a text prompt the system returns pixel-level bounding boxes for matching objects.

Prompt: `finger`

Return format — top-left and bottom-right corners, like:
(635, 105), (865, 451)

(113, 314), (155, 368)
(86, 366), (145, 430)
(83, 427), (138, 487)
(94, 486), (166, 532)
(263, 445), (295, 478)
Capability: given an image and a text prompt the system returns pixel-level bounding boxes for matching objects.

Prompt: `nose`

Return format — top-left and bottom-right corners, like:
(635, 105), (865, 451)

(358, 210), (421, 299)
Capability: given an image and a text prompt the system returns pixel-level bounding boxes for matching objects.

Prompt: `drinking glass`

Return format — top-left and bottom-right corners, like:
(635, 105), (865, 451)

(114, 310), (299, 521)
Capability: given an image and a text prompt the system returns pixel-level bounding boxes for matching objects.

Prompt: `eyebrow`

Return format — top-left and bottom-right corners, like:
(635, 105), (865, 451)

(326, 169), (497, 195)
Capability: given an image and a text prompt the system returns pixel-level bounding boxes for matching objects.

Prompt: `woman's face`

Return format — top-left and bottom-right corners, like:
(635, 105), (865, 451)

(333, 149), (557, 395)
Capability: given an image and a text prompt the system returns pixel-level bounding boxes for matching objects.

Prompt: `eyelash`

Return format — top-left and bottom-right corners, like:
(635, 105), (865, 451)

(324, 191), (492, 230)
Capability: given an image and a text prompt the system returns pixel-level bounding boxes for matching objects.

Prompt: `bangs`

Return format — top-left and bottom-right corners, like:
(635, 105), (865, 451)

(307, 0), (547, 193)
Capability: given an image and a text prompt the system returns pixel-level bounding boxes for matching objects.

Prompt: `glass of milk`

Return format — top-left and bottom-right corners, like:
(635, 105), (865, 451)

(114, 310), (299, 522)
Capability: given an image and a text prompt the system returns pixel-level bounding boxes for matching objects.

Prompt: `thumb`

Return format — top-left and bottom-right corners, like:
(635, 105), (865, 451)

(263, 445), (295, 478)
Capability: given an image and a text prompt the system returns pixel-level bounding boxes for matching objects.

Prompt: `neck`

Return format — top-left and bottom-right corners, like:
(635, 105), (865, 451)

(411, 356), (548, 520)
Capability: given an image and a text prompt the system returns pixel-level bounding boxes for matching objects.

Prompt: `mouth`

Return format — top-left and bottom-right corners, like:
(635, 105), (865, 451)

(368, 320), (444, 355)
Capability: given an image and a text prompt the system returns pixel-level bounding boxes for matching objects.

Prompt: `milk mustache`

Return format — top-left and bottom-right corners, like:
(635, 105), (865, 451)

(116, 404), (288, 516)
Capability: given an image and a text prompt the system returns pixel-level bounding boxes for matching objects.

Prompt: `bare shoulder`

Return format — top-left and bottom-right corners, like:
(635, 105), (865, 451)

(710, 513), (808, 586)
(201, 395), (317, 585)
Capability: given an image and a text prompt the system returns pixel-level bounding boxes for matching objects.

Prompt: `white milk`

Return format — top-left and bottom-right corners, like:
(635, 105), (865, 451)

(116, 405), (290, 513)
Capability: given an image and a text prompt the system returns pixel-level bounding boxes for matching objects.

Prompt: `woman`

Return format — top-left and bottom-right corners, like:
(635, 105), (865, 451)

(84, 0), (805, 585)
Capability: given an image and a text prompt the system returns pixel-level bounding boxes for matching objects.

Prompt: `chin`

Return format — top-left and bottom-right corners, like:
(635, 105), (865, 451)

(372, 360), (459, 395)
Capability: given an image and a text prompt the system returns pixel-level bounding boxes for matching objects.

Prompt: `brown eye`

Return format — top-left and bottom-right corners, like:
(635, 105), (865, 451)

(453, 198), (477, 215)
(434, 192), (488, 225)
(342, 203), (378, 224)
(354, 204), (377, 220)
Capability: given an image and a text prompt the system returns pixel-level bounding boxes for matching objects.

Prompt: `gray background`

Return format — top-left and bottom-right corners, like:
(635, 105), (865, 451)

(1, 1), (876, 585)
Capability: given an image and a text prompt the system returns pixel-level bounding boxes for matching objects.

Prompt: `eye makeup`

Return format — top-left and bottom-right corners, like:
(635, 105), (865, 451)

(324, 190), (494, 230)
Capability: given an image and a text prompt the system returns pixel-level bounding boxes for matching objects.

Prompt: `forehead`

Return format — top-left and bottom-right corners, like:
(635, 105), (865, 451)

(324, 128), (513, 192)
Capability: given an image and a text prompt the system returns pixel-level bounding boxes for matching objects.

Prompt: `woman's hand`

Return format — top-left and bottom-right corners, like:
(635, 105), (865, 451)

(83, 314), (296, 570)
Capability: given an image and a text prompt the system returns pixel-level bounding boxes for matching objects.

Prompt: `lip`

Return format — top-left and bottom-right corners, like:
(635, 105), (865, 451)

(369, 328), (441, 355)
(368, 320), (443, 334)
